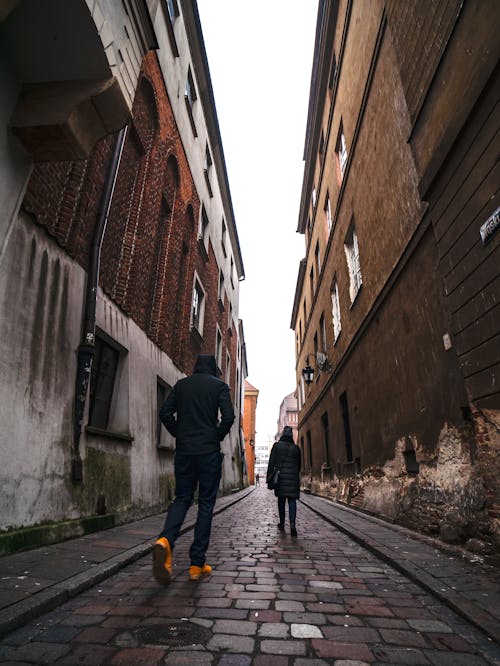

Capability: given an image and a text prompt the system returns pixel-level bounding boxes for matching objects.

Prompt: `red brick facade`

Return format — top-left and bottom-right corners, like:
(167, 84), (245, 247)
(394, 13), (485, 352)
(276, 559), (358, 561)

(23, 51), (238, 389)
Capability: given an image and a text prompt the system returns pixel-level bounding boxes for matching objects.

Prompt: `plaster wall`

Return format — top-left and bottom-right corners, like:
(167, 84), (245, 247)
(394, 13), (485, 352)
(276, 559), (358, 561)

(0, 214), (242, 532)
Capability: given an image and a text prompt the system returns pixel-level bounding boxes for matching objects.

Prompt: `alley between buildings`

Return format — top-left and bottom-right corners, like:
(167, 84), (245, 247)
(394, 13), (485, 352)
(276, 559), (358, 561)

(1, 487), (499, 665)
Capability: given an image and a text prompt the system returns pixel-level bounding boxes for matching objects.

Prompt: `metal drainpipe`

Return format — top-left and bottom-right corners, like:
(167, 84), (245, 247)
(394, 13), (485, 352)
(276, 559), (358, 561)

(72, 125), (128, 482)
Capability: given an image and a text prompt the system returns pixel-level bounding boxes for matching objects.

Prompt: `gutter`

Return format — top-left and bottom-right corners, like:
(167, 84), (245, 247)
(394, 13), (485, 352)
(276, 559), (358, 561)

(71, 126), (128, 482)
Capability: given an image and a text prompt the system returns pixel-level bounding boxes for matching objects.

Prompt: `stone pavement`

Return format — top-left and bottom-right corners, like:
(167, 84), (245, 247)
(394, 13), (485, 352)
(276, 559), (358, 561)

(0, 487), (253, 639)
(300, 493), (500, 646)
(0, 485), (499, 664)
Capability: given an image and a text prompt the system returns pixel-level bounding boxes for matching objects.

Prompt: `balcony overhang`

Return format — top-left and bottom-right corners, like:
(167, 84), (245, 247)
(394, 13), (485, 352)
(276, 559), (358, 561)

(10, 77), (130, 161)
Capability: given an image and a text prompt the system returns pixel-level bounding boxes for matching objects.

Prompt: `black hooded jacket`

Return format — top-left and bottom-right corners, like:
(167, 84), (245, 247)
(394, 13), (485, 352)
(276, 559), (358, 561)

(266, 427), (301, 499)
(160, 355), (235, 455)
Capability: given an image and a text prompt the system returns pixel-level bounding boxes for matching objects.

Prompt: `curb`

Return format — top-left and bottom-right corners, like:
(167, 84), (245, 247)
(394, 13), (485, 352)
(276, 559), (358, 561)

(300, 494), (500, 647)
(0, 486), (254, 639)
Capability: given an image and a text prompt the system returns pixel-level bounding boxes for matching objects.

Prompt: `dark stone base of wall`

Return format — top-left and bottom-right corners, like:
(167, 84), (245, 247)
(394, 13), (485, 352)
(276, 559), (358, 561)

(0, 514), (115, 556)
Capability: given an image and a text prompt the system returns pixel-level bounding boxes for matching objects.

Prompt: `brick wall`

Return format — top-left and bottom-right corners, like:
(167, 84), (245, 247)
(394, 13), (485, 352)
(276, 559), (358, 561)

(22, 51), (236, 396)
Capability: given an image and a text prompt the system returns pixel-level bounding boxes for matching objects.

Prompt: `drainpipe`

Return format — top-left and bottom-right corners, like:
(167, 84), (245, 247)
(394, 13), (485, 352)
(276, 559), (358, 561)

(72, 125), (128, 483)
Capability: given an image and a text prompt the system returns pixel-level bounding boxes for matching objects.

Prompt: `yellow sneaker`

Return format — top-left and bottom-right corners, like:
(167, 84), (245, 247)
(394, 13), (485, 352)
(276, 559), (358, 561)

(152, 537), (172, 586)
(189, 564), (212, 581)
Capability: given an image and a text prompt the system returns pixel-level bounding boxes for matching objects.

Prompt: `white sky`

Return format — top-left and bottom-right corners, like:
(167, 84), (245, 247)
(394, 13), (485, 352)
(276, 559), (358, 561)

(197, 1), (318, 443)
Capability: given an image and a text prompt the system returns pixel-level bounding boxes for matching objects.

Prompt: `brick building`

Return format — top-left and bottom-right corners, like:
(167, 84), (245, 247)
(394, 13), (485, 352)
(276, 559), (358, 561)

(243, 380), (259, 485)
(0, 1), (247, 536)
(291, 0), (499, 551)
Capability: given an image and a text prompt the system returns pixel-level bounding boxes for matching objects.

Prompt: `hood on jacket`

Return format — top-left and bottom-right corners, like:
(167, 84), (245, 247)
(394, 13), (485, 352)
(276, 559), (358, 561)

(193, 354), (219, 377)
(280, 426), (295, 443)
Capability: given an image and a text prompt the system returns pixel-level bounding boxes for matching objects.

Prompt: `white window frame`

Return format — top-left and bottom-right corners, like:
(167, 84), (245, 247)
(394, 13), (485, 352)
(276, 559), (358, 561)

(344, 226), (362, 303)
(337, 124), (348, 179)
(225, 351), (231, 385)
(215, 325), (223, 369)
(191, 275), (206, 335)
(331, 278), (342, 342)
(198, 205), (209, 246)
(325, 194), (332, 234)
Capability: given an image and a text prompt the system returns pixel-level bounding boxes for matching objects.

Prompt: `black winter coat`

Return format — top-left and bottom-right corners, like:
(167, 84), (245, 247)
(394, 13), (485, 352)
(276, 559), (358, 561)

(160, 355), (235, 455)
(266, 436), (301, 499)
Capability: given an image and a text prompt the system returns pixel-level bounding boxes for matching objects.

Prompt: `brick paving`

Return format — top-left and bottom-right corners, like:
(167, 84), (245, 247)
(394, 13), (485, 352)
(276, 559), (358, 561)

(1, 486), (499, 664)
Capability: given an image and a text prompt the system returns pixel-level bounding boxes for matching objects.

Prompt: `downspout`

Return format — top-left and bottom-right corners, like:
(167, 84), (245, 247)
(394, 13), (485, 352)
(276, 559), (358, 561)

(71, 125), (128, 482)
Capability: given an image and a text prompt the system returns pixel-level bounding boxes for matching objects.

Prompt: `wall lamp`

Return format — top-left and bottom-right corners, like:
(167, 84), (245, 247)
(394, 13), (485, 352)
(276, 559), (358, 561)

(302, 352), (332, 385)
(302, 356), (315, 384)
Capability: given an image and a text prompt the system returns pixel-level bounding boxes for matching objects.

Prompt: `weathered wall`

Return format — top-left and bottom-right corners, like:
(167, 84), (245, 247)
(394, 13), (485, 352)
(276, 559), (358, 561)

(0, 49), (244, 531)
(295, 0), (498, 552)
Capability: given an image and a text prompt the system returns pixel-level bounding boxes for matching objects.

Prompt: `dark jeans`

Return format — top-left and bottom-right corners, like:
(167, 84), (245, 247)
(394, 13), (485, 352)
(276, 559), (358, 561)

(159, 450), (222, 566)
(278, 496), (297, 525)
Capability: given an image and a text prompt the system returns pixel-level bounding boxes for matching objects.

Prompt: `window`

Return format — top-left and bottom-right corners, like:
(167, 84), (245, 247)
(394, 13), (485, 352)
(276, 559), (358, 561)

(215, 326), (222, 369)
(319, 130), (325, 159)
(336, 123), (348, 181)
(225, 351), (231, 385)
(230, 257), (235, 289)
(328, 52), (337, 94)
(191, 277), (205, 335)
(315, 241), (321, 277)
(89, 336), (119, 429)
(331, 278), (341, 342)
(166, 0), (179, 24)
(164, 0), (179, 56)
(221, 218), (227, 257)
(198, 204), (209, 255)
(312, 186), (317, 209)
(321, 412), (330, 467)
(303, 299), (307, 324)
(228, 301), (233, 333)
(218, 269), (225, 306)
(320, 313), (327, 352)
(344, 224), (362, 302)
(184, 67), (198, 136)
(204, 143), (213, 197)
(185, 67), (197, 107)
(309, 267), (314, 302)
(324, 194), (332, 235)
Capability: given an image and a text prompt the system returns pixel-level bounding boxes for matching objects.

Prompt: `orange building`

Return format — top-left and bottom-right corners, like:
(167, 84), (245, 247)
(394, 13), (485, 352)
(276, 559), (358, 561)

(243, 380), (259, 485)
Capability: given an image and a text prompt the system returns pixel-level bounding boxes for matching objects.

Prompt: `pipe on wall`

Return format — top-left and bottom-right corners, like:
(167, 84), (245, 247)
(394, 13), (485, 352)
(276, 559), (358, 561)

(71, 125), (128, 483)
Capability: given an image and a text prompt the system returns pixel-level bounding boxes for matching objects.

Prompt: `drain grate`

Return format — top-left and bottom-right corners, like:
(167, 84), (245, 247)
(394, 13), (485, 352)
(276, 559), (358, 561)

(133, 622), (211, 648)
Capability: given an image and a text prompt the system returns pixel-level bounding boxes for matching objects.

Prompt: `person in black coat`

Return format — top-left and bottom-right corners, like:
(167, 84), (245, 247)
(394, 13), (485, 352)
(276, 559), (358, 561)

(266, 426), (301, 536)
(152, 354), (235, 585)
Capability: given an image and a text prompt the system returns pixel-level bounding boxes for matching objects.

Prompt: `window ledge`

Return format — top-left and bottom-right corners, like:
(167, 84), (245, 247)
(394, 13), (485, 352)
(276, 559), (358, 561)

(86, 425), (133, 443)
(349, 283), (363, 309)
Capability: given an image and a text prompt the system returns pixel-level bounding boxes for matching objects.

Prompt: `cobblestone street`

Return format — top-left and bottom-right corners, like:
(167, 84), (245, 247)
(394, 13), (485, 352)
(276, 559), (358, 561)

(1, 487), (499, 665)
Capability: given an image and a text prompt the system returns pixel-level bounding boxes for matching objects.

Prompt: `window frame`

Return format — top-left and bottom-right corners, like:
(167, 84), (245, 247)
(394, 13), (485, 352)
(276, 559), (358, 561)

(344, 225), (363, 303)
(336, 123), (348, 181)
(331, 277), (342, 342)
(87, 330), (130, 440)
(184, 66), (198, 136)
(191, 275), (206, 336)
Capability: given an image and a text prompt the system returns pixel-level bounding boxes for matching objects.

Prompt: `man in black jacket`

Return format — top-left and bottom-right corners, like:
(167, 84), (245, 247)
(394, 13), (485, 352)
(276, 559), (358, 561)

(152, 355), (235, 585)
